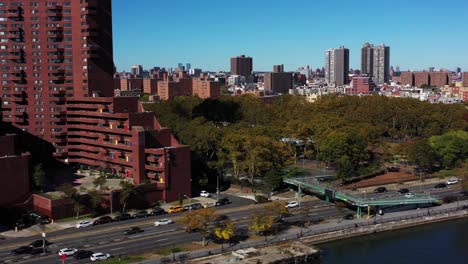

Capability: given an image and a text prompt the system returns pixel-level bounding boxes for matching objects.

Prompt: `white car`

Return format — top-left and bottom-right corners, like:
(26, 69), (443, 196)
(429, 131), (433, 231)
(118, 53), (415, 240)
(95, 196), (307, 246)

(75, 220), (93, 228)
(90, 253), (111, 261)
(404, 193), (415, 198)
(58, 248), (78, 256)
(154, 219), (174, 226)
(200, 191), (211, 197)
(446, 178), (459, 185)
(285, 201), (299, 208)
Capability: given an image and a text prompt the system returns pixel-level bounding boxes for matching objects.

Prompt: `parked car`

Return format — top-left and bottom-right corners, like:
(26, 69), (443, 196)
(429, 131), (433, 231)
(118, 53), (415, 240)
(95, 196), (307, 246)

(285, 201), (299, 208)
(74, 250), (93, 260)
(167, 206), (184, 214)
(200, 190), (211, 197)
(435, 183), (447, 189)
(133, 211), (148, 218)
(75, 220), (93, 229)
(29, 239), (50, 248)
(90, 252), (111, 261)
(374, 187), (388, 193)
(404, 193), (415, 198)
(123, 227), (143, 235)
(58, 248), (78, 257)
(446, 178), (459, 185)
(154, 219), (174, 226)
(184, 203), (203, 211)
(343, 214), (354, 220)
(93, 216), (113, 225)
(215, 198), (231, 207)
(387, 167), (400, 172)
(149, 208), (166, 216)
(397, 188), (410, 194)
(10, 246), (32, 255)
(113, 213), (132, 222)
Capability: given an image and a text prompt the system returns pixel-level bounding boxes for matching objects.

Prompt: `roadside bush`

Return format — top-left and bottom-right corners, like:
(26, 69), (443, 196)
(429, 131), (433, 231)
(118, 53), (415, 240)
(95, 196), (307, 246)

(254, 195), (270, 204)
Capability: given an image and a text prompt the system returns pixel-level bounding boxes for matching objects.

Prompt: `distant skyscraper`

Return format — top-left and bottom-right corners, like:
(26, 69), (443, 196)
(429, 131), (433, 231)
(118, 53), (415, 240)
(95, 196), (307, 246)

(361, 43), (374, 76)
(186, 63), (191, 71)
(230, 55), (253, 77)
(131, 65), (143, 76)
(177, 63), (183, 70)
(325, 46), (349, 86)
(361, 43), (390, 85)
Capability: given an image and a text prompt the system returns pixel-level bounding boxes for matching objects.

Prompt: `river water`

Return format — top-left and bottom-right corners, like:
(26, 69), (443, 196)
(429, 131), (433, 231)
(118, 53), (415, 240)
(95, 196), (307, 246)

(318, 218), (468, 264)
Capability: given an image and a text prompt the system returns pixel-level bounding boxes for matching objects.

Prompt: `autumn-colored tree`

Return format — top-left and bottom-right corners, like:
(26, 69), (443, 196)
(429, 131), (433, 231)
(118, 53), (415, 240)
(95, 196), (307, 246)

(214, 220), (235, 248)
(249, 213), (277, 243)
(179, 208), (217, 246)
(263, 201), (289, 219)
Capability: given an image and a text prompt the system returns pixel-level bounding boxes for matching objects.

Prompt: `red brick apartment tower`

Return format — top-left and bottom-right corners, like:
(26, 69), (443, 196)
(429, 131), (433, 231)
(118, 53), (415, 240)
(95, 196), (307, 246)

(66, 96), (191, 202)
(0, 0), (114, 158)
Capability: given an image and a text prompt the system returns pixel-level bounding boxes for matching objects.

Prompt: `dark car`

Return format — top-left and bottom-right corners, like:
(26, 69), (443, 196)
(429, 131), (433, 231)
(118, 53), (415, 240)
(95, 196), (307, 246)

(434, 183), (447, 189)
(387, 167), (400, 172)
(123, 227), (143, 235)
(397, 188), (410, 194)
(343, 213), (354, 220)
(29, 239), (50, 248)
(113, 213), (132, 222)
(215, 198), (231, 207)
(133, 211), (148, 218)
(374, 187), (388, 193)
(74, 250), (93, 260)
(149, 208), (166, 216)
(183, 203), (203, 211)
(11, 246), (32, 255)
(93, 216), (113, 225)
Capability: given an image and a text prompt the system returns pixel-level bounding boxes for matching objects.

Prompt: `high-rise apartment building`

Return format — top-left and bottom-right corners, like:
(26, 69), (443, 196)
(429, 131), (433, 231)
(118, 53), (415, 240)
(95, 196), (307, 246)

(0, 0), (114, 158)
(372, 44), (390, 85)
(463, 72), (468, 87)
(130, 65), (143, 76)
(361, 43), (374, 76)
(361, 43), (390, 85)
(230, 55), (252, 78)
(264, 64), (292, 94)
(325, 47), (349, 86)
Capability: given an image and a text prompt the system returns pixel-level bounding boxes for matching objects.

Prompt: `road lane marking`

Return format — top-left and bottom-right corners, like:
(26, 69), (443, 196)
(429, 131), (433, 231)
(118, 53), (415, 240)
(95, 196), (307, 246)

(110, 247), (125, 251)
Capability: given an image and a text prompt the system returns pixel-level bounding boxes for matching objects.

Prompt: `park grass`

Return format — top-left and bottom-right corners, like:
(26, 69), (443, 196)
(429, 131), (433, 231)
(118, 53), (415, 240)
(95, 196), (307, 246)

(99, 256), (145, 264)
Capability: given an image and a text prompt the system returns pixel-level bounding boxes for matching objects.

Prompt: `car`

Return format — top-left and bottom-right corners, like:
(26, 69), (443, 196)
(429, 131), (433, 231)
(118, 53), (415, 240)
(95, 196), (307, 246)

(93, 216), (113, 225)
(58, 248), (78, 257)
(435, 183), (447, 189)
(446, 178), (459, 185)
(90, 252), (111, 261)
(123, 226), (143, 235)
(374, 187), (388, 193)
(133, 211), (148, 218)
(397, 188), (410, 194)
(74, 250), (93, 260)
(30, 239), (50, 248)
(215, 198), (231, 207)
(113, 213), (132, 222)
(75, 220), (93, 228)
(404, 193), (415, 198)
(154, 219), (174, 226)
(167, 206), (184, 214)
(149, 208), (166, 216)
(184, 203), (203, 211)
(11, 246), (32, 255)
(285, 201), (299, 208)
(200, 190), (211, 197)
(343, 214), (354, 220)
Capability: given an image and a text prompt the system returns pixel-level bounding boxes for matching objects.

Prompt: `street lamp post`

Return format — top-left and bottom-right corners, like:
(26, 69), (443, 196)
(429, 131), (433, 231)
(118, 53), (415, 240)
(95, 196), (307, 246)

(216, 174), (220, 202)
(110, 190), (113, 217)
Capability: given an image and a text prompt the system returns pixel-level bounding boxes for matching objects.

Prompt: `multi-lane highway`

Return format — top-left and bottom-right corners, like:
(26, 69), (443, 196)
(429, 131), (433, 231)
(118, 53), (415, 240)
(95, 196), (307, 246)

(0, 183), (463, 264)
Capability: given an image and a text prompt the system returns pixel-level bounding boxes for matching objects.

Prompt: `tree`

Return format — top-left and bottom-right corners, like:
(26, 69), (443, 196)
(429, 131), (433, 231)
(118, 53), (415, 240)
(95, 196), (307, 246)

(57, 183), (78, 199)
(263, 201), (289, 219)
(32, 163), (46, 191)
(93, 176), (108, 191)
(249, 213), (276, 243)
(403, 139), (436, 167)
(73, 203), (85, 220)
(119, 181), (145, 212)
(87, 190), (103, 215)
(214, 220), (235, 248)
(179, 208), (217, 246)
(263, 170), (284, 194)
(430, 130), (468, 168)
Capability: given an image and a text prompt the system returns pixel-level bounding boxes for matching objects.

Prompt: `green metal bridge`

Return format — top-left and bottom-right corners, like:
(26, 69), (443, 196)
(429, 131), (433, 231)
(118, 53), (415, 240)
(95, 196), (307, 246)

(284, 177), (439, 214)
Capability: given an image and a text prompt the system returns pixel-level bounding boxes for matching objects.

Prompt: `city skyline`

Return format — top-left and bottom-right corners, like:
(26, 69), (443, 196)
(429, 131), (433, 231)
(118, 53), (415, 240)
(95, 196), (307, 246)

(112, 0), (468, 72)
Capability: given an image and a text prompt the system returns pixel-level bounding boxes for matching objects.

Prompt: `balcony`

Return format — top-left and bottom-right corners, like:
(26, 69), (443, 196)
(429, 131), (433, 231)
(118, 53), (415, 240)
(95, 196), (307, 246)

(145, 164), (165, 172)
(67, 144), (100, 153)
(67, 130), (100, 138)
(66, 103), (99, 110)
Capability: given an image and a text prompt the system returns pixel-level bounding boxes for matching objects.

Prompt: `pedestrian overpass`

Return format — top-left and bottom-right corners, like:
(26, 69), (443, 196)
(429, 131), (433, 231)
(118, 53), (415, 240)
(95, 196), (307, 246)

(284, 177), (439, 216)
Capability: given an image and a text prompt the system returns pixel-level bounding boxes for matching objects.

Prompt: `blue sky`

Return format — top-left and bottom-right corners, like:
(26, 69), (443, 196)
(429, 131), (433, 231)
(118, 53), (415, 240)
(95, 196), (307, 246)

(112, 0), (467, 72)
